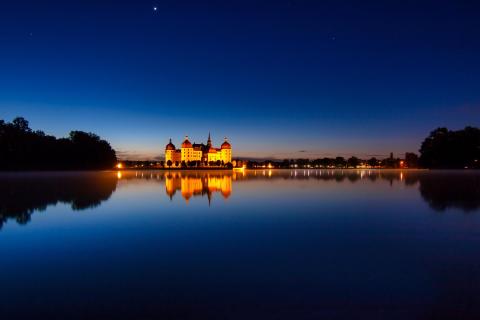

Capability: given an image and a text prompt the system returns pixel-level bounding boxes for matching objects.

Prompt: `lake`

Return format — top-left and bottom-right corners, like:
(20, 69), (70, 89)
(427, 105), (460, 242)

(1, 169), (480, 319)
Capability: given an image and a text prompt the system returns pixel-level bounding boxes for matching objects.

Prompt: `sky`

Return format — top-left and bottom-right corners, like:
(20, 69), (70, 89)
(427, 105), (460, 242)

(0, 0), (479, 160)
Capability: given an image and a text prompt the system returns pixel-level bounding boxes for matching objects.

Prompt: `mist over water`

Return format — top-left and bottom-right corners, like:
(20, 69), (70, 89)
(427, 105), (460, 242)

(1, 170), (479, 319)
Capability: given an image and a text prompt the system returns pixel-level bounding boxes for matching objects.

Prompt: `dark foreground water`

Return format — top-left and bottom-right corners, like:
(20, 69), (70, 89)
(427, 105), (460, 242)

(1, 169), (480, 320)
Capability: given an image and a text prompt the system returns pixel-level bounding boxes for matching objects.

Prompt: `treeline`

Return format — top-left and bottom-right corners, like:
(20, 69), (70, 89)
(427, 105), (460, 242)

(0, 117), (117, 170)
(419, 127), (480, 169)
(246, 153), (418, 169)
(247, 126), (480, 170)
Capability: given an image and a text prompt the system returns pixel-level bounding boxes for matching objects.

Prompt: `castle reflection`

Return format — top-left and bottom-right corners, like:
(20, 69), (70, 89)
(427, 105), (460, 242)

(118, 169), (479, 211)
(164, 172), (232, 203)
(1, 169), (479, 229)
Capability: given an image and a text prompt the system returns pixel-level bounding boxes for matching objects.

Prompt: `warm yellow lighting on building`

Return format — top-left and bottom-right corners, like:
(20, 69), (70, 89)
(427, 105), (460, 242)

(267, 163), (273, 169)
(116, 163), (123, 169)
(165, 134), (232, 167)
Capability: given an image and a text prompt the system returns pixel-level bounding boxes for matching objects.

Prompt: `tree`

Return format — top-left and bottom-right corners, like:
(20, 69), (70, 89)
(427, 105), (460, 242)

(167, 160), (172, 168)
(334, 157), (346, 168)
(367, 157), (378, 168)
(420, 127), (480, 168)
(225, 162), (233, 169)
(347, 156), (359, 168)
(68, 131), (117, 169)
(405, 153), (419, 168)
(12, 117), (31, 132)
(296, 158), (309, 168)
(320, 158), (333, 168)
(0, 117), (116, 170)
(216, 160), (221, 166)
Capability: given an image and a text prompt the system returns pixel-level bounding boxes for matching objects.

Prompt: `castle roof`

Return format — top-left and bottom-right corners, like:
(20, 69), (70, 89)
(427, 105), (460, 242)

(221, 137), (231, 149)
(165, 138), (176, 150)
(173, 135), (231, 151)
(182, 136), (192, 148)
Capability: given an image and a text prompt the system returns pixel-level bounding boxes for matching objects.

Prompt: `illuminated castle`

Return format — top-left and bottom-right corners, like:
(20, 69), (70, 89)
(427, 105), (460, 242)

(165, 133), (232, 166)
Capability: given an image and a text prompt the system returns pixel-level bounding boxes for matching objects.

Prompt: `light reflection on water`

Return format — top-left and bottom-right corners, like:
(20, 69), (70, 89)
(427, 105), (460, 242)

(0, 169), (480, 319)
(1, 169), (479, 226)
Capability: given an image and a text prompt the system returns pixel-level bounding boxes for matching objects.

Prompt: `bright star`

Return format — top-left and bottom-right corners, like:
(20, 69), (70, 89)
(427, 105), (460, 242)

(153, 7), (157, 11)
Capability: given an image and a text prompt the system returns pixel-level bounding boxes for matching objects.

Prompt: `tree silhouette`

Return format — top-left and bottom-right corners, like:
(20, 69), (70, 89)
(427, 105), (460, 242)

(335, 157), (346, 168)
(367, 157), (378, 167)
(420, 127), (480, 169)
(347, 156), (359, 168)
(12, 117), (31, 132)
(0, 117), (116, 170)
(405, 153), (419, 168)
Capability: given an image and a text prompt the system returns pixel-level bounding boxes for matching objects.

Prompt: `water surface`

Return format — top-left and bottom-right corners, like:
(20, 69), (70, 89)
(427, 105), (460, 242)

(1, 169), (479, 319)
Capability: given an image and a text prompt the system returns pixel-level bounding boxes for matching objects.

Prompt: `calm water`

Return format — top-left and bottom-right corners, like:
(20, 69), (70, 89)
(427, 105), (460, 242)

(1, 169), (480, 319)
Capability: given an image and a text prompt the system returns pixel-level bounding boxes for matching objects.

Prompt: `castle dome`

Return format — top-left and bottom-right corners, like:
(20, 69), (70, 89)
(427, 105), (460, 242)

(165, 138), (176, 151)
(221, 137), (231, 149)
(182, 136), (192, 148)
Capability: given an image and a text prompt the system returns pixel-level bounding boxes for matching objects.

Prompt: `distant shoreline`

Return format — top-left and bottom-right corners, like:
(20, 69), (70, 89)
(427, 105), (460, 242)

(115, 167), (432, 171)
(113, 168), (480, 173)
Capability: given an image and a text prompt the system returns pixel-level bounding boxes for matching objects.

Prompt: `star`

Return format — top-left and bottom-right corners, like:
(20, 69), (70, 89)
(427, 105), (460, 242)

(153, 6), (157, 11)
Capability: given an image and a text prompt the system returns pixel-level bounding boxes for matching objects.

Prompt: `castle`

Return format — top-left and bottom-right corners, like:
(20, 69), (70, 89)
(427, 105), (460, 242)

(165, 133), (232, 166)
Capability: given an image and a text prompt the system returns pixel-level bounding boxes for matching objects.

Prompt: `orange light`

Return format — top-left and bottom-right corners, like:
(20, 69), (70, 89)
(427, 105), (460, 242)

(117, 171), (122, 179)
(116, 163), (123, 169)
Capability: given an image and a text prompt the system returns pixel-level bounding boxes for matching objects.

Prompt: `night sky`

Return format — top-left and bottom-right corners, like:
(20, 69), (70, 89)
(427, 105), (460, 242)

(1, 0), (479, 160)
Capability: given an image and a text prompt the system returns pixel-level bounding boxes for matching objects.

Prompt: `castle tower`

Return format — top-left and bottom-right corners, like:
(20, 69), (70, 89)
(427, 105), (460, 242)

(220, 137), (232, 164)
(165, 138), (176, 164)
(207, 132), (212, 147)
(181, 135), (193, 162)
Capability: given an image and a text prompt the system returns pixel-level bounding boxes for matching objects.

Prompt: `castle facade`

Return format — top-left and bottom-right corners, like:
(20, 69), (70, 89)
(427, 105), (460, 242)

(165, 134), (232, 166)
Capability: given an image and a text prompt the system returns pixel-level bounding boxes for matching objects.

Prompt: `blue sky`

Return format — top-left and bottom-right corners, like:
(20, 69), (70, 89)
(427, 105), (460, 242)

(1, 0), (479, 159)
